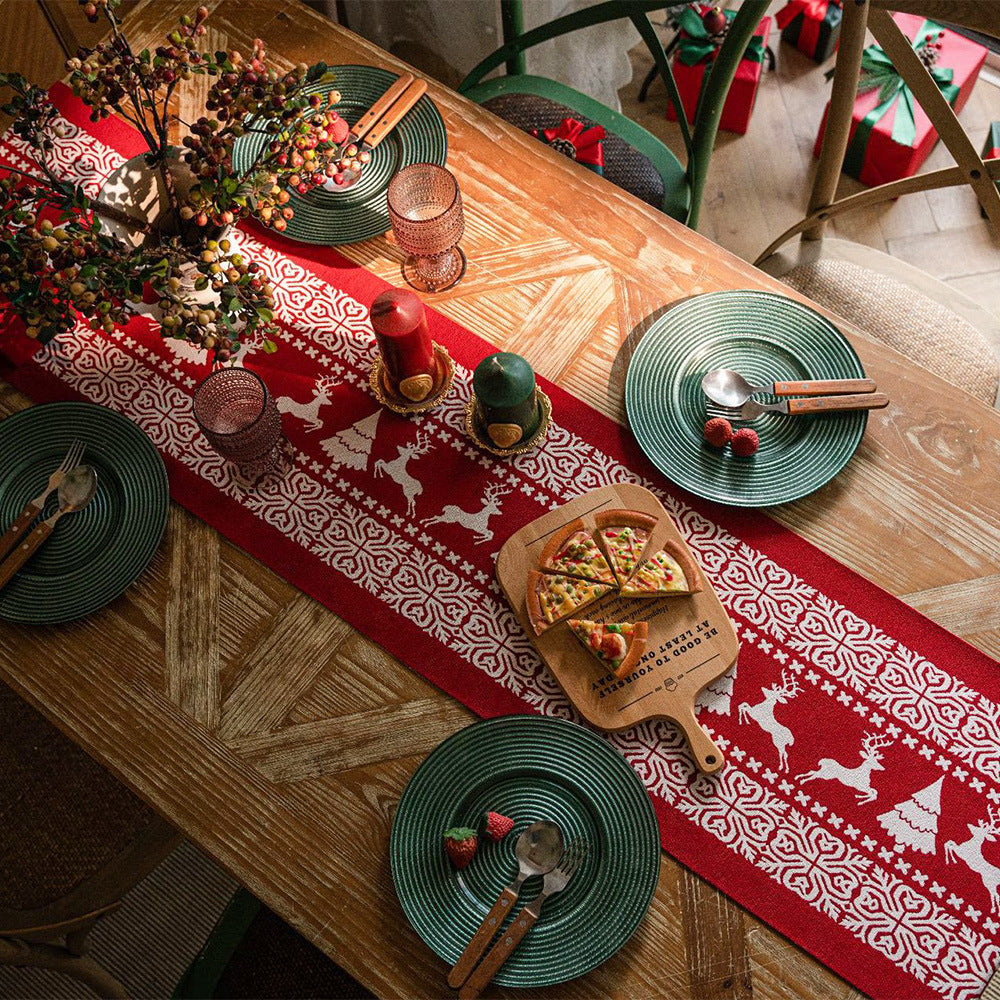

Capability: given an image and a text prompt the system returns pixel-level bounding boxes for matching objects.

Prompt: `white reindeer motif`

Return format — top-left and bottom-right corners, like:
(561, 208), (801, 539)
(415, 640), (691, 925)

(798, 731), (893, 804)
(737, 670), (800, 771)
(163, 331), (261, 368)
(373, 430), (433, 517)
(422, 482), (512, 544)
(276, 375), (339, 432)
(945, 806), (1000, 913)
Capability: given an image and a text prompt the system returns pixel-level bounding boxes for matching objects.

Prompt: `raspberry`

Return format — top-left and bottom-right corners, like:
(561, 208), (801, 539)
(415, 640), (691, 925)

(703, 417), (733, 448)
(731, 427), (759, 457)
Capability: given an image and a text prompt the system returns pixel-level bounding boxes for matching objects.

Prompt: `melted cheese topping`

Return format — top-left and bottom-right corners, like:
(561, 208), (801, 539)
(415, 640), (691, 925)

(537, 575), (609, 622)
(548, 530), (615, 583)
(620, 549), (689, 596)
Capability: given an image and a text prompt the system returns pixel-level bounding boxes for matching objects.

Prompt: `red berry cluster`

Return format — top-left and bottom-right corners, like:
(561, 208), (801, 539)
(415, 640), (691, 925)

(703, 418), (759, 457)
(919, 30), (946, 68)
(181, 41), (351, 232)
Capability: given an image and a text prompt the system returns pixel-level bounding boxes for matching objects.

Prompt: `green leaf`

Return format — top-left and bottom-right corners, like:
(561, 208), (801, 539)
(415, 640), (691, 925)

(261, 338), (277, 354)
(257, 306), (273, 322)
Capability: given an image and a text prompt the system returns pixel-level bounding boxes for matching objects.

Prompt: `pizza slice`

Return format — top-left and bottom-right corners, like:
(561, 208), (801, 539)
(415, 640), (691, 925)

(568, 619), (649, 679)
(539, 518), (616, 585)
(526, 571), (613, 634)
(620, 540), (702, 597)
(594, 509), (657, 583)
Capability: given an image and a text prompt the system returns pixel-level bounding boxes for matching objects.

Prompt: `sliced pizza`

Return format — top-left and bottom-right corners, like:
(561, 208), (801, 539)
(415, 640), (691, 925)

(594, 509), (657, 583)
(539, 518), (616, 585)
(620, 540), (702, 597)
(568, 619), (649, 679)
(526, 571), (613, 634)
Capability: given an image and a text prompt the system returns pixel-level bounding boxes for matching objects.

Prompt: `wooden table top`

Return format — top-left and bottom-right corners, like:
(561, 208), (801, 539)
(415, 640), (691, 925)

(2, 1), (999, 997)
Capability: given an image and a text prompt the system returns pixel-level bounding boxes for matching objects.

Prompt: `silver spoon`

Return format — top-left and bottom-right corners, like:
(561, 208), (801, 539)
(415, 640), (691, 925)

(0, 465), (97, 592)
(702, 368), (876, 408)
(447, 819), (563, 989)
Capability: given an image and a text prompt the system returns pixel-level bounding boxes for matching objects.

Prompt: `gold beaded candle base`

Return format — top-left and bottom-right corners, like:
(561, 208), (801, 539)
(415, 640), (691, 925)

(464, 389), (552, 456)
(370, 342), (454, 414)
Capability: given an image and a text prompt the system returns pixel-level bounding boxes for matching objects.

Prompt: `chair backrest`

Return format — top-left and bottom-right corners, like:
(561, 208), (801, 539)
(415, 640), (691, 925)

(756, 0), (1000, 264)
(458, 0), (770, 230)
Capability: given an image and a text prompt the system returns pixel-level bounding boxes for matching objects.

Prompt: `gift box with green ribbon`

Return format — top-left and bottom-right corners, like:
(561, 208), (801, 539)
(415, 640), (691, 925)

(665, 5), (772, 136)
(813, 13), (986, 186)
(775, 0), (842, 64)
(981, 121), (1000, 219)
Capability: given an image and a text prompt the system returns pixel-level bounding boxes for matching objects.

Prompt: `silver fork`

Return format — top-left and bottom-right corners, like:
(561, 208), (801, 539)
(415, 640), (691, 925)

(458, 840), (589, 1000)
(706, 393), (889, 423)
(0, 439), (85, 561)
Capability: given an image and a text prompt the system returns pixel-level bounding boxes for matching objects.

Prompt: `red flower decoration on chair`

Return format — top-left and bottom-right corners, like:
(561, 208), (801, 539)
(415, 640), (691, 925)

(530, 118), (605, 175)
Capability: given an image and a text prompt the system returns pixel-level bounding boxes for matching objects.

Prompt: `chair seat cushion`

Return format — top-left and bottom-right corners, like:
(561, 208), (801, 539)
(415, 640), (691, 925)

(781, 258), (1000, 406)
(481, 92), (666, 209)
(0, 683), (155, 912)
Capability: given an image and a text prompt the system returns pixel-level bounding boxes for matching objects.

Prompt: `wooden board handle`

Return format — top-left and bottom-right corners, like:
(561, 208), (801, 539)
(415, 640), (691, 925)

(0, 501), (41, 562)
(0, 518), (54, 592)
(458, 905), (538, 1000)
(787, 392), (889, 414)
(676, 707), (726, 774)
(363, 80), (428, 150)
(349, 72), (414, 143)
(446, 886), (518, 989)
(773, 378), (876, 396)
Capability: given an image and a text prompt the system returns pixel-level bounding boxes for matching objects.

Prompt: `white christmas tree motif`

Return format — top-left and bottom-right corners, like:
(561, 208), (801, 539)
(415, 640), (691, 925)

(878, 776), (944, 854)
(321, 410), (381, 472)
(423, 482), (512, 545)
(696, 661), (736, 716)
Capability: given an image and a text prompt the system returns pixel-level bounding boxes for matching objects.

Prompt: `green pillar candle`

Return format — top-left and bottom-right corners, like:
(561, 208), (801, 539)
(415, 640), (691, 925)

(473, 352), (540, 449)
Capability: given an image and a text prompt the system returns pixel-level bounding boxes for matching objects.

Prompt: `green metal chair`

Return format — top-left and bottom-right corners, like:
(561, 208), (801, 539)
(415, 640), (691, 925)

(458, 0), (770, 229)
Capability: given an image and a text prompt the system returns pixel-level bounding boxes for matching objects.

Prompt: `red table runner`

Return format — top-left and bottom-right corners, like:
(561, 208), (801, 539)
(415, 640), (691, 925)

(4, 87), (1000, 1000)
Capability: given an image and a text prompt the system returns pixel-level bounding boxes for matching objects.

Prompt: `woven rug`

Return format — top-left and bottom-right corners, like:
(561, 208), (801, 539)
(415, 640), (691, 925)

(3, 85), (1000, 1000)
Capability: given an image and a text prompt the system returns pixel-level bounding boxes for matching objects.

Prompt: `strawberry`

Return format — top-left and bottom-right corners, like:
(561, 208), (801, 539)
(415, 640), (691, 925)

(703, 417), (733, 448)
(731, 427), (759, 457)
(443, 827), (478, 869)
(482, 811), (515, 842)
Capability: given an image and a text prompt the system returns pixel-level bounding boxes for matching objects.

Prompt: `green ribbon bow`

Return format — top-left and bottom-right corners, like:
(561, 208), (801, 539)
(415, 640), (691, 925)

(844, 19), (959, 176)
(676, 6), (765, 66)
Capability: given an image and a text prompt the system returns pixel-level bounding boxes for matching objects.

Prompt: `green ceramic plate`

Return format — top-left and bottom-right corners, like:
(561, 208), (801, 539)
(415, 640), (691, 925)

(232, 65), (447, 246)
(0, 402), (168, 624)
(625, 290), (868, 507)
(389, 715), (660, 988)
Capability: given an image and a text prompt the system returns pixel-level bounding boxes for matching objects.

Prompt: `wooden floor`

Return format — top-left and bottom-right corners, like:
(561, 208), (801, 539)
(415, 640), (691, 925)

(619, 5), (1000, 316)
(2, 0), (998, 315)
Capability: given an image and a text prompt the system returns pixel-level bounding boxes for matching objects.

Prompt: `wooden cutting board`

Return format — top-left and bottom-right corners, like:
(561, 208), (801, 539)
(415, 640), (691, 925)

(496, 484), (739, 773)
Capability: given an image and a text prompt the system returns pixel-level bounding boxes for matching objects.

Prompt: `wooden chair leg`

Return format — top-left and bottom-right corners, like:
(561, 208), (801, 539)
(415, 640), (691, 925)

(0, 936), (129, 999)
(804, 0), (870, 241)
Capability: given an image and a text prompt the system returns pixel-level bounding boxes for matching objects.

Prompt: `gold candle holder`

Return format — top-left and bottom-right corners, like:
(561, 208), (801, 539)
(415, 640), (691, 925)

(464, 389), (552, 456)
(369, 342), (455, 415)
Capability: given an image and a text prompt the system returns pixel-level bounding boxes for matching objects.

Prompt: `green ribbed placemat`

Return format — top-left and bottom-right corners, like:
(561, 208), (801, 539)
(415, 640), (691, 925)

(232, 65), (447, 246)
(0, 402), (168, 624)
(389, 715), (660, 988)
(625, 290), (868, 507)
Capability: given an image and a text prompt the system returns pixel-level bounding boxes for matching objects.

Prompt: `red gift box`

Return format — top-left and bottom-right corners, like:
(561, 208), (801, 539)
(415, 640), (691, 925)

(814, 12), (986, 185)
(665, 8), (772, 136)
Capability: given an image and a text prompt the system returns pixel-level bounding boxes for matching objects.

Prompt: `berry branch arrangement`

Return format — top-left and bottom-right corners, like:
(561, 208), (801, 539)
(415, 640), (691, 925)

(0, 0), (354, 359)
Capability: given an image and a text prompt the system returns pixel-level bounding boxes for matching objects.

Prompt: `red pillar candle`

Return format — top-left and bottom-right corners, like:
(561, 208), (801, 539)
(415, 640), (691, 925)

(370, 289), (437, 402)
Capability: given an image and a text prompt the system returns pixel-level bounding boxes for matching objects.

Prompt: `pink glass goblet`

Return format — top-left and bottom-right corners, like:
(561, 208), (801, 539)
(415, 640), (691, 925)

(387, 163), (466, 293)
(193, 368), (284, 487)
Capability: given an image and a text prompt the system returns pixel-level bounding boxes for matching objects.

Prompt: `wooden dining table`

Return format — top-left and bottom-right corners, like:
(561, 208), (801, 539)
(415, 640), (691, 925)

(2, 1), (999, 997)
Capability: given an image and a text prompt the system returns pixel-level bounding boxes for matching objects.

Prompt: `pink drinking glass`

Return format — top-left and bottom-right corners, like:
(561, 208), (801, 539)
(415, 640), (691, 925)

(193, 368), (284, 485)
(387, 163), (466, 292)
